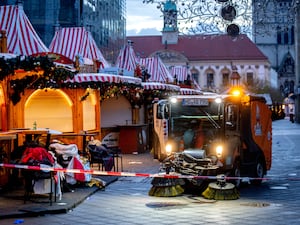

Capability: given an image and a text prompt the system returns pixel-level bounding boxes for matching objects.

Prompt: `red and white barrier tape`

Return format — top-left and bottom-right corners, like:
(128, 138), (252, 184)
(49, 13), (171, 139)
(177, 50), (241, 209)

(1, 163), (300, 181)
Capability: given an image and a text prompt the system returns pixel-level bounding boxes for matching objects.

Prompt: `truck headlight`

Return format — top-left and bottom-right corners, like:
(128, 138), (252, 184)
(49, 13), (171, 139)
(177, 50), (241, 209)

(165, 144), (173, 155)
(216, 145), (223, 158)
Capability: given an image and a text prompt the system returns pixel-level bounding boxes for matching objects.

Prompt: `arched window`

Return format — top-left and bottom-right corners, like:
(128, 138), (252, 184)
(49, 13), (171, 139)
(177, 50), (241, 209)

(246, 71), (254, 86)
(205, 69), (215, 88)
(190, 67), (199, 83)
(83, 90), (97, 131)
(221, 68), (230, 87)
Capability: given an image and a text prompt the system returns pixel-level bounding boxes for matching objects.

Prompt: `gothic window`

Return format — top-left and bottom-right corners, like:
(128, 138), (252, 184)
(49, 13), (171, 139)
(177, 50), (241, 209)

(278, 53), (295, 77)
(277, 26), (294, 45)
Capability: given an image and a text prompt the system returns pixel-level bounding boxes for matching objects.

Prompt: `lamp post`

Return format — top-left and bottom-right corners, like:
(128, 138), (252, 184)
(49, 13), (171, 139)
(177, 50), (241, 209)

(230, 66), (241, 87)
(295, 3), (300, 123)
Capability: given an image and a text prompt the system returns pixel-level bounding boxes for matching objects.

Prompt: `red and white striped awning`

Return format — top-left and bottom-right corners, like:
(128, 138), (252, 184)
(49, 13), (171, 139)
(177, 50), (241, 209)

(139, 57), (174, 83)
(142, 82), (180, 91)
(49, 27), (109, 68)
(65, 73), (141, 85)
(180, 88), (203, 95)
(115, 44), (138, 72)
(0, 5), (49, 56)
(171, 66), (188, 81)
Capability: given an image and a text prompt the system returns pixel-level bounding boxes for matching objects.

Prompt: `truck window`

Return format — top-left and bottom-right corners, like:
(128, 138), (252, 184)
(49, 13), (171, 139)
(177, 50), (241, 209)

(157, 103), (169, 119)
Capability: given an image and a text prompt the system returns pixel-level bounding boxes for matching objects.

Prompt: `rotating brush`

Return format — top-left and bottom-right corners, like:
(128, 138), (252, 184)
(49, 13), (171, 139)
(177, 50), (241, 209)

(202, 174), (239, 200)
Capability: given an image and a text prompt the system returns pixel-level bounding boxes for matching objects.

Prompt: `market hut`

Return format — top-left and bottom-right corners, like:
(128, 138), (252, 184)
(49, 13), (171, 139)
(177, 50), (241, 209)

(49, 27), (110, 71)
(0, 5), (99, 150)
(114, 41), (138, 76)
(139, 56), (174, 83)
(0, 5), (49, 55)
(0, 4), (50, 132)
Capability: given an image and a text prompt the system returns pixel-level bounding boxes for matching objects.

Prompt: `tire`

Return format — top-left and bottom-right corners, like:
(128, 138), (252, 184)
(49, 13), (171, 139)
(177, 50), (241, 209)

(251, 158), (265, 185)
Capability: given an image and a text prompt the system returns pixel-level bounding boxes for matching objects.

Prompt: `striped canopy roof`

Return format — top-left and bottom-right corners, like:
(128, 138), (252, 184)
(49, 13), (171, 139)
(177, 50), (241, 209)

(49, 27), (109, 67)
(115, 43), (138, 72)
(142, 82), (180, 91)
(65, 73), (141, 85)
(0, 5), (49, 55)
(180, 88), (202, 95)
(139, 56), (174, 83)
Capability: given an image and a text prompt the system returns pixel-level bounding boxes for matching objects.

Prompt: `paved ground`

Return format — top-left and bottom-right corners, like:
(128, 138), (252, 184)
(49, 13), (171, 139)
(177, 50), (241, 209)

(1, 118), (300, 224)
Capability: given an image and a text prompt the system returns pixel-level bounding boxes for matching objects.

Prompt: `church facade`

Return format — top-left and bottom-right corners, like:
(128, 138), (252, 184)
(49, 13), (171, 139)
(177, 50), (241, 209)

(252, 0), (296, 97)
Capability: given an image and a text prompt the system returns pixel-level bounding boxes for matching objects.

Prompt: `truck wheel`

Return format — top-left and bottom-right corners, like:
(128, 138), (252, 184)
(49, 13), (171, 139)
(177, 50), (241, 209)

(251, 158), (265, 185)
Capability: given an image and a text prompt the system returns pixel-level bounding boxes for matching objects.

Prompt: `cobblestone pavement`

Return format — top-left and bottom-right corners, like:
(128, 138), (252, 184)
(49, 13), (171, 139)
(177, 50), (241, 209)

(1, 119), (300, 225)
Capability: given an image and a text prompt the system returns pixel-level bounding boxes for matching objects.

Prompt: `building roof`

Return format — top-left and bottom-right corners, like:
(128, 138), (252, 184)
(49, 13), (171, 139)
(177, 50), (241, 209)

(127, 34), (268, 62)
(0, 5), (49, 55)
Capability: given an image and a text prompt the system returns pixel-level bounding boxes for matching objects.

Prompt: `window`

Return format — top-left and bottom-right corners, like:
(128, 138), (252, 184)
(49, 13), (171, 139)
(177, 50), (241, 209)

(247, 72), (254, 86)
(277, 26), (294, 45)
(222, 73), (230, 86)
(207, 73), (214, 88)
(191, 69), (199, 83)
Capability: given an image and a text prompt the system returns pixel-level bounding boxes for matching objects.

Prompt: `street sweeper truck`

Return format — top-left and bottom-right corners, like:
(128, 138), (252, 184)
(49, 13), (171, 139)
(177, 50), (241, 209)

(151, 87), (272, 190)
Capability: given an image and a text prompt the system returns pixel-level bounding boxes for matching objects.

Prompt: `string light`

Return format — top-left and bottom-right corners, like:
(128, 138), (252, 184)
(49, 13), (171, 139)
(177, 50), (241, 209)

(143, 0), (299, 38)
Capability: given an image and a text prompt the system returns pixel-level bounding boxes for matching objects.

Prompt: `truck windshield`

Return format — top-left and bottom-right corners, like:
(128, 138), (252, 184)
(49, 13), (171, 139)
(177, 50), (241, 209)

(169, 99), (223, 149)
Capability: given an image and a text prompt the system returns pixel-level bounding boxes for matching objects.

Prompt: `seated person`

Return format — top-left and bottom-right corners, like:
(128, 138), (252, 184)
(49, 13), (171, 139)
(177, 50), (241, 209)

(194, 124), (205, 149)
(183, 128), (195, 149)
(183, 120), (206, 149)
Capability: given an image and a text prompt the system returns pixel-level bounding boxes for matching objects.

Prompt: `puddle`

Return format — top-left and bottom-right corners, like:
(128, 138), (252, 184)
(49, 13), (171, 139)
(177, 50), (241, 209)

(128, 161), (143, 164)
(240, 202), (271, 207)
(146, 202), (188, 209)
(269, 186), (288, 190)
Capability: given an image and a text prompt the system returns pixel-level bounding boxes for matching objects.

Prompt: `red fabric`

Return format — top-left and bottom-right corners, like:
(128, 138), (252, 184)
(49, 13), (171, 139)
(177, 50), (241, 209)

(73, 157), (86, 182)
(194, 130), (205, 149)
(21, 147), (55, 164)
(134, 65), (142, 78)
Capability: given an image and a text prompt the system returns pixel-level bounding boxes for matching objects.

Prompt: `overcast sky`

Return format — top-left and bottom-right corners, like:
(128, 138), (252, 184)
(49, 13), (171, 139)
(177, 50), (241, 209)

(126, 0), (163, 36)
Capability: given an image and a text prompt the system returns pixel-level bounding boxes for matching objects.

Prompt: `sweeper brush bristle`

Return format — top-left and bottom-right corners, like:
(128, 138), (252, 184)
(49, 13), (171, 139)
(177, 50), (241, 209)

(202, 182), (239, 200)
(148, 177), (185, 197)
(148, 185), (184, 197)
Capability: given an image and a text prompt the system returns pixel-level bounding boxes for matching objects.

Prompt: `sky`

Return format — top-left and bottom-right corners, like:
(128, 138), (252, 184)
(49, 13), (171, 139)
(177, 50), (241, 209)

(126, 0), (163, 36)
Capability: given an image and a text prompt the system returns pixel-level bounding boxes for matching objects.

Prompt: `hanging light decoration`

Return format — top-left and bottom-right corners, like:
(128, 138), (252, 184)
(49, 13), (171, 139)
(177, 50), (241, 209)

(142, 0), (298, 37)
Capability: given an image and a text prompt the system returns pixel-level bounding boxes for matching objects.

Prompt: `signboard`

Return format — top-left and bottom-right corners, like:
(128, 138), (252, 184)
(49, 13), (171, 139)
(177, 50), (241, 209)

(101, 132), (119, 147)
(100, 67), (134, 76)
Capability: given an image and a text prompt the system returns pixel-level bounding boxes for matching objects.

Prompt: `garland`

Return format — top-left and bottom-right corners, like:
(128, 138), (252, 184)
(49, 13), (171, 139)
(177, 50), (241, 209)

(4, 55), (76, 105)
(1, 55), (175, 107)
